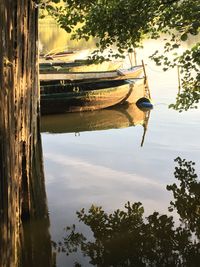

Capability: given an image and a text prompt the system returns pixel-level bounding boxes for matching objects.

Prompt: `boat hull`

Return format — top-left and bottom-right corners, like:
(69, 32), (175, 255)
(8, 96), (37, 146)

(39, 60), (123, 73)
(40, 79), (145, 114)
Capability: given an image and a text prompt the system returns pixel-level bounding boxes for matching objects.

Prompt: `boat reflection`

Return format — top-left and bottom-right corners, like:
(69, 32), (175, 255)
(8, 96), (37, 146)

(41, 104), (150, 145)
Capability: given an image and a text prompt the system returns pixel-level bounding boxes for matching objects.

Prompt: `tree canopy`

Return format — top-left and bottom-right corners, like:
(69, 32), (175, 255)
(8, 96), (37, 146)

(41, 0), (200, 111)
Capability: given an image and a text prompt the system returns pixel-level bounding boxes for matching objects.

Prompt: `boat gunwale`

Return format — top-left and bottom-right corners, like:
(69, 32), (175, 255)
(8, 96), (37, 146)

(40, 77), (143, 89)
(39, 65), (144, 81)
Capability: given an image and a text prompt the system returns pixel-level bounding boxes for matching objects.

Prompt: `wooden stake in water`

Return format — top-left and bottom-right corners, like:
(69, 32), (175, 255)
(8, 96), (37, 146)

(142, 60), (151, 99)
(133, 49), (137, 66)
(128, 48), (137, 67)
(177, 65), (181, 94)
(128, 52), (133, 68)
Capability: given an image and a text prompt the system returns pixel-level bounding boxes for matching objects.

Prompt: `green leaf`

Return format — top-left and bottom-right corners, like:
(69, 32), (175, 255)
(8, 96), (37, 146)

(180, 33), (188, 41)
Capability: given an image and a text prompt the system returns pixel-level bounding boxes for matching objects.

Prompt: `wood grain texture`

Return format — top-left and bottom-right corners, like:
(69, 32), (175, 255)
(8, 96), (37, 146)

(0, 1), (44, 266)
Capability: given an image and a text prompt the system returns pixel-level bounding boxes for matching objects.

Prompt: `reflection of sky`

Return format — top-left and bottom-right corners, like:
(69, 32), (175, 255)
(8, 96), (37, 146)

(43, 106), (200, 219)
(41, 36), (200, 266)
(42, 106), (200, 265)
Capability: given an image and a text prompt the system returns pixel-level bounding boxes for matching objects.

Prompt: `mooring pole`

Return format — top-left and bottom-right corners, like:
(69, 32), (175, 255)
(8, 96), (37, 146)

(177, 65), (181, 95)
(142, 60), (151, 99)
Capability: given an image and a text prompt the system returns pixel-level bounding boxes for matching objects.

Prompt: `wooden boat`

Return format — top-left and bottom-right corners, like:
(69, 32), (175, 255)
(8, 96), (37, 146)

(40, 78), (147, 114)
(39, 60), (123, 73)
(40, 60), (90, 72)
(41, 104), (148, 134)
(40, 50), (77, 61)
(39, 65), (143, 82)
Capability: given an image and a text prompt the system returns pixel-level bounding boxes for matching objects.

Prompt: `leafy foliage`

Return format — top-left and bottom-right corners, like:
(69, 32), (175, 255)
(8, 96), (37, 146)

(152, 43), (200, 111)
(55, 157), (200, 266)
(40, 0), (200, 111)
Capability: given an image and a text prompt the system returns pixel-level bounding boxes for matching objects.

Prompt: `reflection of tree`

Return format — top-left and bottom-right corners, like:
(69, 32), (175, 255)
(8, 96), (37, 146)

(39, 18), (96, 54)
(21, 138), (53, 267)
(0, 138), (53, 267)
(167, 157), (200, 237)
(56, 157), (200, 266)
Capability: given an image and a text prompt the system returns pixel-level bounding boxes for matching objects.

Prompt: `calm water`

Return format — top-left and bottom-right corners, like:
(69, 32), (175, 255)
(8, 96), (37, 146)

(40, 20), (200, 266)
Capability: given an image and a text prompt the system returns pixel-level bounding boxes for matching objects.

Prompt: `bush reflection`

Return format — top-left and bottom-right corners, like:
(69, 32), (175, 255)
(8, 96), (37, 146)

(55, 157), (200, 267)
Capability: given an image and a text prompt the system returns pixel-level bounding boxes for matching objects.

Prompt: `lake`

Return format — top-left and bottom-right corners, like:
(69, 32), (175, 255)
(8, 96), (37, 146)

(39, 19), (200, 266)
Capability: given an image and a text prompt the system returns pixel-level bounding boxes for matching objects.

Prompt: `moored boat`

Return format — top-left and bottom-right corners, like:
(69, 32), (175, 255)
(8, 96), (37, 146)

(39, 60), (90, 72)
(39, 59), (123, 73)
(40, 65), (143, 82)
(40, 50), (78, 61)
(40, 78), (147, 114)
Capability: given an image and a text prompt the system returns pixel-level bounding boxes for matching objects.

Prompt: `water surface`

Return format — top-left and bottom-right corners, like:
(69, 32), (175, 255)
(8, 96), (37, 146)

(40, 20), (200, 266)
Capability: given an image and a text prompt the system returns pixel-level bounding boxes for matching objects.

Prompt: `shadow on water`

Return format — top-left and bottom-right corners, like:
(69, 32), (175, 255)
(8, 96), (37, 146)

(53, 157), (200, 267)
(0, 137), (53, 267)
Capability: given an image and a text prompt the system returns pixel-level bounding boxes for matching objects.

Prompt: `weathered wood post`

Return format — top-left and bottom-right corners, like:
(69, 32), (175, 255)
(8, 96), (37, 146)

(0, 0), (45, 266)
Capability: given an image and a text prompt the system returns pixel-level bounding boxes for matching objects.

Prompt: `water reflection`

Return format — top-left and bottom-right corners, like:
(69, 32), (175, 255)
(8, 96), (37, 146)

(0, 139), (53, 267)
(21, 140), (53, 267)
(54, 157), (200, 266)
(39, 18), (96, 55)
(38, 19), (200, 267)
(41, 104), (150, 146)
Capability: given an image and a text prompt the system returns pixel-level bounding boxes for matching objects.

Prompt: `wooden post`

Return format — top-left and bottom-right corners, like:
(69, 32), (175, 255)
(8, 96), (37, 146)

(177, 65), (181, 94)
(133, 48), (137, 66)
(128, 48), (137, 67)
(128, 53), (133, 68)
(142, 60), (151, 99)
